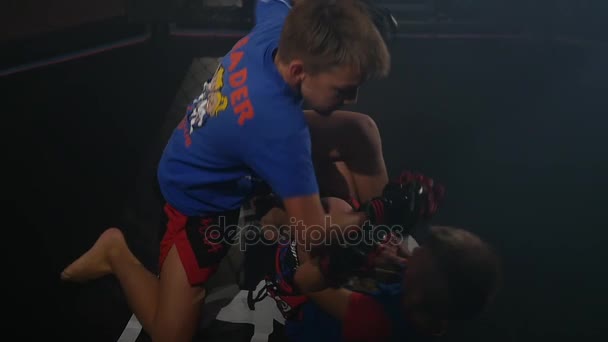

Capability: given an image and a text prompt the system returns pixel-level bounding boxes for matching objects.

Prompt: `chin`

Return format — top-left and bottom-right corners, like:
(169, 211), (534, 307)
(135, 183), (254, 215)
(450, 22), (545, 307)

(312, 106), (337, 116)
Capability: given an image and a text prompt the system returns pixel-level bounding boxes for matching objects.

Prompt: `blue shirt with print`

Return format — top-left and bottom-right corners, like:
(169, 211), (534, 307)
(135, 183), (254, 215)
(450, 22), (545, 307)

(157, 0), (318, 216)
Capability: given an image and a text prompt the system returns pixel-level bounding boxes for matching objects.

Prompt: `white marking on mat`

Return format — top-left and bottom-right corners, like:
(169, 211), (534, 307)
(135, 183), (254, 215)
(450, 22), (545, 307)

(117, 314), (142, 342)
(406, 235), (420, 254)
(216, 280), (285, 342)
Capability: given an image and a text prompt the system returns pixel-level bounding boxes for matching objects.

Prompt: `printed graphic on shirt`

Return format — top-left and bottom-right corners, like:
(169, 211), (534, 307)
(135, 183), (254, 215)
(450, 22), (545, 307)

(187, 65), (228, 133)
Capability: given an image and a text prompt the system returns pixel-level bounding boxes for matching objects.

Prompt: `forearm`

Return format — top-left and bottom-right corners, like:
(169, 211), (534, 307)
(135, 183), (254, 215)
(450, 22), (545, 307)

(261, 206), (367, 243)
(293, 257), (327, 293)
(308, 208), (369, 261)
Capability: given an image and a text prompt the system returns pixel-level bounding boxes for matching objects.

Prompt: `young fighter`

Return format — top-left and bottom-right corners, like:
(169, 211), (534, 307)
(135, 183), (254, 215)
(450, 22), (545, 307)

(60, 1), (402, 341)
(259, 188), (501, 341)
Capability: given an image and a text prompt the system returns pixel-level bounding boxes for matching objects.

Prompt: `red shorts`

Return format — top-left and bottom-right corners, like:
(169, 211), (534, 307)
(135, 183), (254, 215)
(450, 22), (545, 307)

(159, 203), (240, 286)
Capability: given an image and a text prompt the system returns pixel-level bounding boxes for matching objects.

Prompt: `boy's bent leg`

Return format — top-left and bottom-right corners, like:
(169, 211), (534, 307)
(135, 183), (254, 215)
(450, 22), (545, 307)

(154, 245), (205, 341)
(305, 110), (388, 204)
(108, 240), (204, 341)
(151, 205), (240, 341)
(62, 205), (239, 342)
(62, 228), (204, 342)
(59, 228), (162, 337)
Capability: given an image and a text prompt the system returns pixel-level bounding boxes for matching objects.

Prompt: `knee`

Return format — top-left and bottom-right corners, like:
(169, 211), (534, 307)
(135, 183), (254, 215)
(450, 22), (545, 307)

(352, 112), (379, 133)
(334, 111), (382, 161)
(321, 197), (355, 214)
(343, 111), (382, 146)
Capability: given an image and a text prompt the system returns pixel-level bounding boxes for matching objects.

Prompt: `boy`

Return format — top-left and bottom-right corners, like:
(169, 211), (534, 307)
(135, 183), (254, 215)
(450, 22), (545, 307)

(61, 1), (403, 341)
(259, 195), (501, 341)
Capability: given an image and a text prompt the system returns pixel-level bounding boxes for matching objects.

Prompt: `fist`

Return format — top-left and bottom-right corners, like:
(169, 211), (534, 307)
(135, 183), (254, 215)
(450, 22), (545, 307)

(384, 170), (445, 220)
(363, 170), (445, 232)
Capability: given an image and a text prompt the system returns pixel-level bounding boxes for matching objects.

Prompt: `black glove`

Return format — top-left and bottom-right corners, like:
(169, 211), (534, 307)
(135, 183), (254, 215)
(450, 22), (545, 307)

(314, 229), (398, 288)
(363, 170), (445, 233)
(314, 171), (444, 288)
(357, 0), (399, 44)
(315, 242), (373, 288)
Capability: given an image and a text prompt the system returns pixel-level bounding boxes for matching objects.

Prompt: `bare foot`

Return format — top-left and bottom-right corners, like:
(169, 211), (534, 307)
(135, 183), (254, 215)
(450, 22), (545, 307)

(61, 227), (125, 282)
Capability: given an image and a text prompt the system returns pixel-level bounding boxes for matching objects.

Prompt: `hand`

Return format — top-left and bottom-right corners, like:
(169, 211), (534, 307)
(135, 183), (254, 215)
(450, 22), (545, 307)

(311, 231), (405, 288)
(368, 233), (408, 268)
(393, 170), (445, 218)
(258, 207), (288, 242)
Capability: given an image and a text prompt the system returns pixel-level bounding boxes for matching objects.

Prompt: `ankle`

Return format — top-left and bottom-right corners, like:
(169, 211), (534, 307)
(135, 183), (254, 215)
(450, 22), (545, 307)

(108, 242), (142, 269)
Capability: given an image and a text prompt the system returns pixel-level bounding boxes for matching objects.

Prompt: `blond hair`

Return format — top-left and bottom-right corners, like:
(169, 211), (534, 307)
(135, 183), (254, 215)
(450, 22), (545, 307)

(278, 0), (391, 80)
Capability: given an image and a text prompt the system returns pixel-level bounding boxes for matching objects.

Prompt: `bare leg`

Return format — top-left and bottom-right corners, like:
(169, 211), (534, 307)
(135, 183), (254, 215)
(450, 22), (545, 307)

(305, 110), (388, 204)
(61, 228), (204, 342)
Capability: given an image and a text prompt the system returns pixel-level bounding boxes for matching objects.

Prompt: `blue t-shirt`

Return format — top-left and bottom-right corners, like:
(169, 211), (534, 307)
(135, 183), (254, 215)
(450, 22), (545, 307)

(157, 0), (319, 216)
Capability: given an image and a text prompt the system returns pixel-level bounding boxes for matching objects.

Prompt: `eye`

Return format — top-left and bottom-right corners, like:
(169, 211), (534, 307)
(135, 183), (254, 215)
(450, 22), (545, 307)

(336, 86), (358, 100)
(335, 88), (347, 96)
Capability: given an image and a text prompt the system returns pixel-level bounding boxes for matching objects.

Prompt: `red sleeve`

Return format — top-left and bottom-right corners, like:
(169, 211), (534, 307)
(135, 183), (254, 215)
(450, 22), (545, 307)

(342, 292), (392, 341)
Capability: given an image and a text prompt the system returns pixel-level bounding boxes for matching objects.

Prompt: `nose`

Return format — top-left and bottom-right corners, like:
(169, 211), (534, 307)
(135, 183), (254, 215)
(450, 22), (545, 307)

(343, 88), (359, 105)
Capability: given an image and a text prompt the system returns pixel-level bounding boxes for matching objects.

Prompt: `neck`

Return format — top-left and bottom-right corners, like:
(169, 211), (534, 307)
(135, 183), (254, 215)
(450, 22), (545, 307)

(274, 51), (299, 90)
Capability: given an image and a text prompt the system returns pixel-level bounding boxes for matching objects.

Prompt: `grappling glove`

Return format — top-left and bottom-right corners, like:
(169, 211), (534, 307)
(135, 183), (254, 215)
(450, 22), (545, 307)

(317, 170), (445, 287)
(357, 0), (399, 44)
(315, 230), (396, 288)
(363, 170), (445, 232)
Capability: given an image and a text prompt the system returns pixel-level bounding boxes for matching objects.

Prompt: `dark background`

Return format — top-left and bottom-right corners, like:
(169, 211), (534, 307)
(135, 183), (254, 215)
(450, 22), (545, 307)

(3, 1), (607, 341)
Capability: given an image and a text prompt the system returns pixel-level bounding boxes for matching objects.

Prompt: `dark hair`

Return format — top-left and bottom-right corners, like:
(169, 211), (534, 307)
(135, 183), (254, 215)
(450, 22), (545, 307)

(278, 0), (390, 80)
(424, 226), (502, 320)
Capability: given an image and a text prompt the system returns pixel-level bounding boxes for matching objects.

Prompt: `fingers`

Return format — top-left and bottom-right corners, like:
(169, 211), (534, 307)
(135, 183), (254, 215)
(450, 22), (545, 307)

(375, 240), (408, 267)
(382, 252), (407, 266)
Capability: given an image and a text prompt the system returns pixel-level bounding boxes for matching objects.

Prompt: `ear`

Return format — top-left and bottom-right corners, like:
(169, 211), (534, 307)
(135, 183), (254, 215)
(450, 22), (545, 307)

(287, 60), (306, 81)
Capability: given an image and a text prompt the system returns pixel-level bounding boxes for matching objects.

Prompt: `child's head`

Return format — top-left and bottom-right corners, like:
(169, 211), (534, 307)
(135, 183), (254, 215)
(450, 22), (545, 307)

(277, 0), (390, 115)
(402, 226), (502, 335)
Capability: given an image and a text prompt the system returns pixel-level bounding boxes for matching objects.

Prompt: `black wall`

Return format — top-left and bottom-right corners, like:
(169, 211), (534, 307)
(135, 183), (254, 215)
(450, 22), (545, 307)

(4, 36), (187, 340)
(353, 38), (608, 341)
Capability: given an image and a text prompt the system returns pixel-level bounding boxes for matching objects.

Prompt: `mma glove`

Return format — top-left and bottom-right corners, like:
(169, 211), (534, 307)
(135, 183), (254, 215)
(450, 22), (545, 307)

(317, 170), (445, 288)
(315, 231), (398, 288)
(357, 0), (399, 44)
(363, 170), (445, 232)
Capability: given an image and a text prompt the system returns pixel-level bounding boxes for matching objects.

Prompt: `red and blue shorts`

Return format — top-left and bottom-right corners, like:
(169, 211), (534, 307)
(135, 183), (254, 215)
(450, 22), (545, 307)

(159, 203), (240, 286)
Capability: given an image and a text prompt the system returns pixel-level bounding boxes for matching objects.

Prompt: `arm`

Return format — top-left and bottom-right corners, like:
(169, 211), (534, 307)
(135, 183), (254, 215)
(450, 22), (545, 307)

(283, 195), (367, 264)
(262, 197), (367, 292)
(242, 121), (368, 275)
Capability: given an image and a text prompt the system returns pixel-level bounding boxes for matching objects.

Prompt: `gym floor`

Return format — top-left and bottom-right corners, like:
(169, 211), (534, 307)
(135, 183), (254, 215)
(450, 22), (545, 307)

(5, 31), (607, 342)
